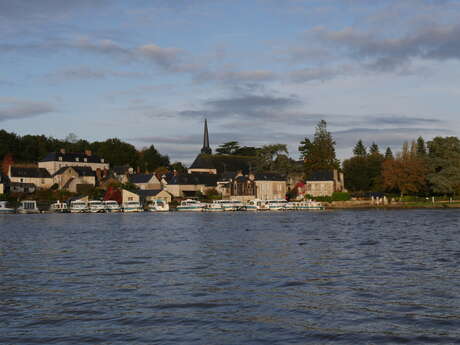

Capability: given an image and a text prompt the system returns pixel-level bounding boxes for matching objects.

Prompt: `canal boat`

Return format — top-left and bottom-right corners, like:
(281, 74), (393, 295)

(266, 199), (288, 211)
(0, 201), (15, 214)
(285, 201), (298, 210)
(88, 200), (106, 213)
(17, 200), (40, 214)
(176, 199), (206, 212)
(69, 200), (88, 213)
(146, 199), (169, 212)
(205, 202), (224, 212)
(297, 200), (325, 210)
(103, 200), (121, 213)
(213, 200), (245, 211)
(50, 201), (68, 213)
(246, 199), (268, 211)
(122, 201), (142, 213)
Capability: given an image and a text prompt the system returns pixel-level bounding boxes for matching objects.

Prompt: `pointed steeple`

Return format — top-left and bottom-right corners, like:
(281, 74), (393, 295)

(201, 119), (212, 154)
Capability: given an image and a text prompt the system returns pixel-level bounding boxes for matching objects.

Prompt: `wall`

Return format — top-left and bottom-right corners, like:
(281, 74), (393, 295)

(306, 181), (334, 197)
(255, 181), (287, 200)
(39, 160), (109, 175)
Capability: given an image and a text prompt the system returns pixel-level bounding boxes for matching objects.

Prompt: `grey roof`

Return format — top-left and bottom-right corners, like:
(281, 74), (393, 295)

(53, 166), (95, 177)
(254, 173), (285, 181)
(130, 173), (155, 184)
(190, 154), (215, 170)
(112, 165), (130, 175)
(10, 167), (51, 178)
(307, 170), (335, 181)
(134, 189), (163, 197)
(40, 152), (105, 164)
(169, 172), (217, 187)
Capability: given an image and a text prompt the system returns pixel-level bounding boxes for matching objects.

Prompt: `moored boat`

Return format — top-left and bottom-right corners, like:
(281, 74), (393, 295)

(103, 200), (121, 213)
(213, 200), (245, 211)
(70, 200), (88, 213)
(146, 199), (169, 212)
(50, 201), (68, 213)
(17, 200), (40, 214)
(88, 200), (106, 213)
(266, 199), (288, 211)
(176, 199), (206, 212)
(246, 199), (268, 211)
(297, 200), (325, 210)
(122, 201), (142, 213)
(205, 202), (224, 212)
(0, 201), (15, 214)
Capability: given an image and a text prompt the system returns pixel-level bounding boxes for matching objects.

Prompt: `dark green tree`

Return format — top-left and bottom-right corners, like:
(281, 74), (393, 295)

(384, 147), (394, 160)
(216, 141), (241, 155)
(416, 136), (427, 157)
(353, 140), (367, 156)
(299, 120), (340, 177)
(369, 142), (380, 155)
(427, 137), (460, 195)
(139, 145), (170, 172)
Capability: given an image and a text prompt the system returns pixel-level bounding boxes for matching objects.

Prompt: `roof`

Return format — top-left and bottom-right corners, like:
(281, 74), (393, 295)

(10, 167), (51, 178)
(134, 189), (171, 198)
(189, 154), (215, 170)
(40, 152), (106, 164)
(53, 166), (95, 177)
(130, 173), (156, 184)
(112, 165), (130, 175)
(306, 170), (335, 181)
(254, 173), (285, 181)
(169, 172), (217, 187)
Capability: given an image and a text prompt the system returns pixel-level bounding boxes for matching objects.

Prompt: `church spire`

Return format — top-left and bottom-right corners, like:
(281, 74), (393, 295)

(201, 118), (212, 154)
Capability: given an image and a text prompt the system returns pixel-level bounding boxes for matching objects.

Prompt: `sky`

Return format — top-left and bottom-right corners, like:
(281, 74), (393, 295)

(1, 0), (460, 164)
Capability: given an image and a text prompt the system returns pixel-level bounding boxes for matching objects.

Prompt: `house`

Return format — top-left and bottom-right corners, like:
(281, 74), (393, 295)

(135, 189), (173, 204)
(216, 171), (256, 201)
(254, 173), (287, 200)
(38, 149), (109, 175)
(0, 173), (7, 194)
(112, 165), (133, 183)
(129, 173), (162, 190)
(53, 166), (96, 193)
(166, 172), (218, 198)
(305, 169), (345, 197)
(9, 166), (53, 189)
(122, 189), (140, 204)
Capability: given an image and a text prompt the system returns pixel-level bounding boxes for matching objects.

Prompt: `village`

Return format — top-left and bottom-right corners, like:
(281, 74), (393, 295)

(0, 120), (345, 213)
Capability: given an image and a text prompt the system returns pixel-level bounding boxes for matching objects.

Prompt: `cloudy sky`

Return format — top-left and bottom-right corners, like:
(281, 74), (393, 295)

(1, 0), (459, 164)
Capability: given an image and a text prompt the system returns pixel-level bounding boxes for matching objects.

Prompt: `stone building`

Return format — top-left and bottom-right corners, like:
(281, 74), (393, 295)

(129, 173), (162, 190)
(305, 169), (345, 197)
(52, 166), (96, 193)
(38, 149), (109, 175)
(254, 173), (287, 200)
(8, 166), (53, 189)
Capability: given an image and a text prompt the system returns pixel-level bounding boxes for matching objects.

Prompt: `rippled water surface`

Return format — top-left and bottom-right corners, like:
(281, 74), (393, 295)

(1, 210), (460, 344)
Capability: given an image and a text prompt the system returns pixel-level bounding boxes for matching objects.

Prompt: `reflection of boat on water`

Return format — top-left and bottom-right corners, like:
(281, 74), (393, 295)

(88, 200), (105, 213)
(50, 201), (68, 213)
(17, 200), (40, 214)
(70, 200), (88, 213)
(246, 199), (268, 211)
(103, 200), (121, 213)
(0, 201), (15, 214)
(177, 199), (206, 212)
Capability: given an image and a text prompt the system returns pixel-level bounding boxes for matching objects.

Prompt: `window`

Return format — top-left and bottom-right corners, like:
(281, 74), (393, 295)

(76, 157), (79, 162)
(101, 159), (104, 163)
(84, 158), (87, 162)
(58, 156), (63, 161)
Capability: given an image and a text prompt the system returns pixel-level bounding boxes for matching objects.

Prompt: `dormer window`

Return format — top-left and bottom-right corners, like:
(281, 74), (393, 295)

(84, 158), (87, 162)
(101, 159), (104, 163)
(58, 156), (63, 161)
(76, 157), (79, 162)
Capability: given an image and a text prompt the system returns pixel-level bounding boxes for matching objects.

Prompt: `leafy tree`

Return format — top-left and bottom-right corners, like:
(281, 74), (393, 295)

(170, 161), (187, 173)
(216, 141), (241, 155)
(369, 142), (380, 155)
(92, 138), (139, 168)
(353, 140), (367, 156)
(255, 144), (288, 172)
(139, 145), (170, 172)
(299, 120), (340, 177)
(416, 136), (427, 157)
(427, 137), (460, 195)
(343, 156), (370, 191)
(233, 146), (258, 156)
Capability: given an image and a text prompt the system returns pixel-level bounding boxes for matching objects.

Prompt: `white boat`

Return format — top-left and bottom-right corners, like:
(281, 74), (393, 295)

(213, 200), (245, 211)
(266, 199), (288, 211)
(88, 200), (106, 213)
(103, 200), (121, 213)
(122, 201), (142, 213)
(176, 199), (206, 212)
(246, 199), (268, 211)
(297, 200), (325, 210)
(0, 201), (15, 214)
(285, 202), (298, 210)
(17, 200), (40, 214)
(146, 199), (169, 212)
(50, 201), (68, 213)
(70, 200), (88, 213)
(205, 202), (224, 212)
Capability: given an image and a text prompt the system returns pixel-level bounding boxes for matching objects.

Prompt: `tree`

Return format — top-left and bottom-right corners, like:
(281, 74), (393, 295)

(216, 141), (241, 155)
(170, 162), (187, 173)
(427, 137), (460, 195)
(416, 136), (427, 157)
(369, 142), (380, 155)
(139, 145), (170, 172)
(299, 120), (340, 177)
(385, 147), (394, 160)
(353, 140), (367, 156)
(92, 138), (139, 168)
(255, 144), (288, 172)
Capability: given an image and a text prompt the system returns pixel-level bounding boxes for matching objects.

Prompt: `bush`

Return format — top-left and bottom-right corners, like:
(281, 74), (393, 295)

(331, 192), (351, 201)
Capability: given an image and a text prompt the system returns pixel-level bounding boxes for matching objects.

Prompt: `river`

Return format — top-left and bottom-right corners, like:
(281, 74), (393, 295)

(1, 210), (460, 344)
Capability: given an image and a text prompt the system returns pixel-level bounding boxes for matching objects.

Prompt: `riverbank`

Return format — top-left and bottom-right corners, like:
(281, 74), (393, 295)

(328, 200), (460, 209)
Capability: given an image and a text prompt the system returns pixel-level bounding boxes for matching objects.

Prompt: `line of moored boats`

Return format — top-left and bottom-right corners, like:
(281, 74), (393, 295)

(0, 198), (325, 214)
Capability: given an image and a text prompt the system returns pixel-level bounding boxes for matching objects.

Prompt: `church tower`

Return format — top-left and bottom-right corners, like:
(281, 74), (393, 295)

(188, 119), (217, 175)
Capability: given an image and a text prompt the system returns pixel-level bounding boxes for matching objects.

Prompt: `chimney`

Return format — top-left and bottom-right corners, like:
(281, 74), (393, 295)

(60, 148), (66, 154)
(84, 150), (92, 157)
